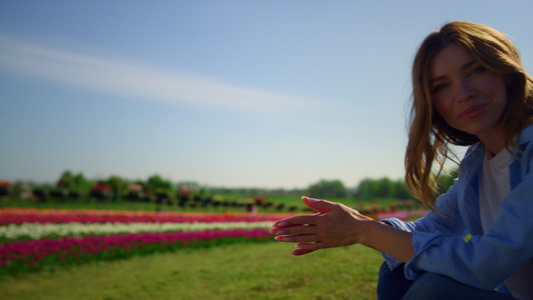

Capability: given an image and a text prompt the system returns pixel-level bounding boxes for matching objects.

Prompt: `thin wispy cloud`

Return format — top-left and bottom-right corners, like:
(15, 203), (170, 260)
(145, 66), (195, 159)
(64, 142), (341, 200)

(0, 36), (324, 113)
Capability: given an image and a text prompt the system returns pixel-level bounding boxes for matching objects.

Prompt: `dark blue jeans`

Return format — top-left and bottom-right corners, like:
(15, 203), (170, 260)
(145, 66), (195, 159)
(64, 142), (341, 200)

(377, 262), (516, 300)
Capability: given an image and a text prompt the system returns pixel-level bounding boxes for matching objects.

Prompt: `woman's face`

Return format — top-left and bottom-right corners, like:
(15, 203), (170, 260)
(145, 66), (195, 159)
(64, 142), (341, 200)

(430, 43), (507, 146)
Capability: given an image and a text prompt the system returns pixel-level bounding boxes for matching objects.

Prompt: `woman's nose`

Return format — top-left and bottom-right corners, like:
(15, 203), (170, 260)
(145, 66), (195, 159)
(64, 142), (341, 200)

(454, 78), (475, 102)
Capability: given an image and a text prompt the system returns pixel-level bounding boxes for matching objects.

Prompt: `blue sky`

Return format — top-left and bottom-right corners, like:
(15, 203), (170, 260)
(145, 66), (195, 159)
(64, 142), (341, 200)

(1, 1), (532, 189)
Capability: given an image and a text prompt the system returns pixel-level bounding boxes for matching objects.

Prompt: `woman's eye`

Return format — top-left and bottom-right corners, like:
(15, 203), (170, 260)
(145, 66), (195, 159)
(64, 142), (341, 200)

(470, 66), (486, 76)
(433, 83), (449, 93)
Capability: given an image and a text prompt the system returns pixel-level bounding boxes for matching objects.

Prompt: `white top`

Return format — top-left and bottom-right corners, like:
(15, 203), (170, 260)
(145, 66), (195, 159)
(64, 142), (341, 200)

(479, 149), (510, 233)
(479, 149), (533, 300)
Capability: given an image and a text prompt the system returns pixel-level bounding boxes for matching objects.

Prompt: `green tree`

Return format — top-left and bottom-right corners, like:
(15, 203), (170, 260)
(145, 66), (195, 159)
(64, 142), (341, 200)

(146, 175), (173, 192)
(57, 170), (92, 194)
(307, 179), (347, 199)
(391, 179), (412, 200)
(73, 173), (93, 194)
(105, 175), (129, 201)
(375, 177), (393, 198)
(355, 177), (413, 200)
(57, 170), (75, 190)
(356, 178), (374, 198)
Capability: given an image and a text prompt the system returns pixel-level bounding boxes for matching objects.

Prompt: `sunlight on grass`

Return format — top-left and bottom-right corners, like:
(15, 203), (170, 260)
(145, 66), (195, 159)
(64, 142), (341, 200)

(0, 242), (383, 300)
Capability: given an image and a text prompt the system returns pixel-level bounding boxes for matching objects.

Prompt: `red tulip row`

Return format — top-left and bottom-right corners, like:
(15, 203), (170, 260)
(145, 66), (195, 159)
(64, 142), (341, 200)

(0, 208), (294, 225)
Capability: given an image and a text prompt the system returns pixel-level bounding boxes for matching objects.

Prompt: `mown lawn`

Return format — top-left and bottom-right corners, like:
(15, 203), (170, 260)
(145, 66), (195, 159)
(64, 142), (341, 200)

(0, 241), (384, 300)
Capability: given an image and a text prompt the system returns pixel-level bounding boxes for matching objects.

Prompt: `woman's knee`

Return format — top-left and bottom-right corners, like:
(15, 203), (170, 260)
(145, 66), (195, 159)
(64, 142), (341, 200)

(402, 272), (514, 300)
(377, 262), (413, 300)
(402, 273), (446, 299)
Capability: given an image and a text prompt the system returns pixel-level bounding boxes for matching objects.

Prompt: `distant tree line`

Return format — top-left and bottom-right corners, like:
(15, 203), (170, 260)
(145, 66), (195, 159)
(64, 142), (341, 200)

(306, 179), (348, 199)
(303, 177), (413, 200)
(2, 168), (459, 207)
(306, 167), (459, 201)
(355, 177), (412, 200)
(357, 168), (459, 200)
(1, 171), (307, 213)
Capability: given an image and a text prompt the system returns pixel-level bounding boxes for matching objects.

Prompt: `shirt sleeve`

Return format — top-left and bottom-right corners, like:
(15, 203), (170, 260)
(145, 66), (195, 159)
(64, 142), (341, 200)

(381, 182), (465, 270)
(404, 157), (533, 291)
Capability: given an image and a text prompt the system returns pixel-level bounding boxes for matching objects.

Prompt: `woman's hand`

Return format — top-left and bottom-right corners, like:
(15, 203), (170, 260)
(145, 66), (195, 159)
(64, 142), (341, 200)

(270, 196), (415, 261)
(269, 196), (375, 256)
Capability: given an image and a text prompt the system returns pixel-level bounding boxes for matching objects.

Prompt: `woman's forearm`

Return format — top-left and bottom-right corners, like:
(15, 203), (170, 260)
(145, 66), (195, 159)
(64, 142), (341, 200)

(360, 220), (414, 262)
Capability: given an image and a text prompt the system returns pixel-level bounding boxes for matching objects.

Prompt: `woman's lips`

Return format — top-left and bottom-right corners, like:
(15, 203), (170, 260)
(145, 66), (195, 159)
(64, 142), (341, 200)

(458, 104), (487, 119)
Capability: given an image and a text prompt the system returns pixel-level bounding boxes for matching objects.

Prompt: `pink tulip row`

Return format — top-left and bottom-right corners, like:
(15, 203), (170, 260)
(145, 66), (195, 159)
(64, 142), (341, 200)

(0, 229), (272, 273)
(0, 208), (295, 225)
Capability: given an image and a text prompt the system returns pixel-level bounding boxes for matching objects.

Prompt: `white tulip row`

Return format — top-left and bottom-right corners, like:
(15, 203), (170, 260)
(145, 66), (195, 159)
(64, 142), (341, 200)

(0, 221), (274, 241)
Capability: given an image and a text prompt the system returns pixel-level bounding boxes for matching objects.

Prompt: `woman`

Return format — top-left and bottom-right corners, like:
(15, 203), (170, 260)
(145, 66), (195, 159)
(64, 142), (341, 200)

(270, 21), (533, 300)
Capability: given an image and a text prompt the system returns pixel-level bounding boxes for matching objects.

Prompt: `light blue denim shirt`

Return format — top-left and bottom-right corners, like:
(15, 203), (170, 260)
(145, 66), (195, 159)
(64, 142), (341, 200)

(382, 124), (533, 295)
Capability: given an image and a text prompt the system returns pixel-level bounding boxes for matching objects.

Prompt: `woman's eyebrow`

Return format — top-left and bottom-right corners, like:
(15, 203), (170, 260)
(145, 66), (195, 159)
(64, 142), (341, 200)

(430, 60), (478, 85)
(461, 60), (478, 71)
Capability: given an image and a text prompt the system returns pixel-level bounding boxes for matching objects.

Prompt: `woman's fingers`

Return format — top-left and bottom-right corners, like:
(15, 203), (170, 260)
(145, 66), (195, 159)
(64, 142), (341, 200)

(291, 247), (317, 256)
(296, 241), (325, 251)
(275, 233), (319, 243)
(270, 224), (317, 235)
(272, 215), (320, 228)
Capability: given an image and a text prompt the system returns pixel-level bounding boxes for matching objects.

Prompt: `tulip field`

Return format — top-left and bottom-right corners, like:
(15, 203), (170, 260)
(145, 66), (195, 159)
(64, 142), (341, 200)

(0, 206), (419, 299)
(0, 208), (294, 275)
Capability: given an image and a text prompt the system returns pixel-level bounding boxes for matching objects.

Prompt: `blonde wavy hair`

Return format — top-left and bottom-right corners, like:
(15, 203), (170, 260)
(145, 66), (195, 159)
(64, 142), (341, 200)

(405, 21), (533, 209)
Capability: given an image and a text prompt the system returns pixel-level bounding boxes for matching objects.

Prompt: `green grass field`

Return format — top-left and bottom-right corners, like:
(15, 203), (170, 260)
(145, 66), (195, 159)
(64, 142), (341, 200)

(0, 241), (384, 300)
(0, 195), (404, 214)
